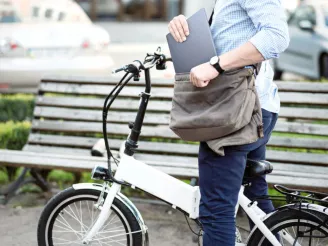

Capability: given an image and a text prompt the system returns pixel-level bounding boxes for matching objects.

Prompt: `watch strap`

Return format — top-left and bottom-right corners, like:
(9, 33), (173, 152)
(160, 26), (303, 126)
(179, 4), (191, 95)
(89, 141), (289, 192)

(213, 58), (225, 74)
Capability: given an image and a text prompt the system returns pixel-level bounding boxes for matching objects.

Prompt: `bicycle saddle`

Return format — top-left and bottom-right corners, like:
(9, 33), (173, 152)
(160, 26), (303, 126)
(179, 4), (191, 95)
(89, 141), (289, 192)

(244, 159), (273, 178)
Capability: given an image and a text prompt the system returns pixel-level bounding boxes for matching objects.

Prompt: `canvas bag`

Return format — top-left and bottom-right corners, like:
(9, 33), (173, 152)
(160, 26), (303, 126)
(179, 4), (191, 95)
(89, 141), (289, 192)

(169, 2), (264, 142)
(169, 66), (264, 142)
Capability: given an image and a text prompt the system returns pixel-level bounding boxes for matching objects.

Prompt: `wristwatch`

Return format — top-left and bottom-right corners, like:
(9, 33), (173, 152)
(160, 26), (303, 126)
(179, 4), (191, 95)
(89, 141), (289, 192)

(210, 56), (225, 74)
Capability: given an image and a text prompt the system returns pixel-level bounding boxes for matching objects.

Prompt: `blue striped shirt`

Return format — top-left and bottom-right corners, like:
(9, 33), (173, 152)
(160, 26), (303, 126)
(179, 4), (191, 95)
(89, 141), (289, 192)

(210, 0), (290, 60)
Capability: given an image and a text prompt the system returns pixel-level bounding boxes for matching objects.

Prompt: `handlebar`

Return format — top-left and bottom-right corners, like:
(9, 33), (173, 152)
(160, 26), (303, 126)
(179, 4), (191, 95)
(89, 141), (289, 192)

(112, 47), (171, 75)
(103, 47), (171, 186)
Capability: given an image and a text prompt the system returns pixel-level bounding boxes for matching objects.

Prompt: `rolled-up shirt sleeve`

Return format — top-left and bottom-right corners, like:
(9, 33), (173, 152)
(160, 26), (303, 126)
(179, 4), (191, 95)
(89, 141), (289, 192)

(242, 0), (290, 60)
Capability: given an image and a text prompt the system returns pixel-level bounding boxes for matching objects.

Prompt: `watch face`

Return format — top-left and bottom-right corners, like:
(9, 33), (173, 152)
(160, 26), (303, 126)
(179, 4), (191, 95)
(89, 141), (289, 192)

(210, 56), (219, 65)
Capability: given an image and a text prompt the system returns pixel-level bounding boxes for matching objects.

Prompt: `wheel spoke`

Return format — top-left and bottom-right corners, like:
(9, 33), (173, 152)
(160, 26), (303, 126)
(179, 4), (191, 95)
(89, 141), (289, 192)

(100, 214), (118, 232)
(79, 201), (83, 233)
(62, 208), (89, 233)
(52, 236), (81, 245)
(40, 190), (137, 246)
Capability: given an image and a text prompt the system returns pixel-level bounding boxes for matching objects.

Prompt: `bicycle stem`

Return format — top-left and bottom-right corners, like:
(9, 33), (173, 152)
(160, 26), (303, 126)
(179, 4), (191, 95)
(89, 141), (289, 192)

(125, 68), (151, 156)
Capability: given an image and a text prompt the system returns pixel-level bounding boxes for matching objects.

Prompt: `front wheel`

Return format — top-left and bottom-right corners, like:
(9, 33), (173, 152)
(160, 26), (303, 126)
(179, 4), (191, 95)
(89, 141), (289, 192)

(247, 207), (328, 246)
(37, 187), (143, 246)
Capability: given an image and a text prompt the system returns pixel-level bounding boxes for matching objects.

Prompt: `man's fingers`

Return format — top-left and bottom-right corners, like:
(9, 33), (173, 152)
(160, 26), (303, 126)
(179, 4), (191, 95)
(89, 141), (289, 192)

(190, 72), (195, 86)
(174, 16), (186, 41)
(202, 80), (210, 87)
(168, 25), (178, 42)
(170, 20), (183, 42)
(178, 15), (189, 36)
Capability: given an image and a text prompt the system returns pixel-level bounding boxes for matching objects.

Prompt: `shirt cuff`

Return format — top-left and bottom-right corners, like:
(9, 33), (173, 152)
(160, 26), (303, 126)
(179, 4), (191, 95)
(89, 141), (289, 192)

(250, 31), (279, 60)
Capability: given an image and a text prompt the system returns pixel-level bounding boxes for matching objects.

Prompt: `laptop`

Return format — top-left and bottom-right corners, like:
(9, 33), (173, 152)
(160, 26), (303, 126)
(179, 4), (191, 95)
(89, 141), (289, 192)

(166, 8), (217, 74)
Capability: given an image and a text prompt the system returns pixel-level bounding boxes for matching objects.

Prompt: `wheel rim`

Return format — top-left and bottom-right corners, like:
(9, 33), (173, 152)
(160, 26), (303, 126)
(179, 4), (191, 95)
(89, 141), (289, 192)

(45, 194), (133, 246)
(258, 219), (328, 246)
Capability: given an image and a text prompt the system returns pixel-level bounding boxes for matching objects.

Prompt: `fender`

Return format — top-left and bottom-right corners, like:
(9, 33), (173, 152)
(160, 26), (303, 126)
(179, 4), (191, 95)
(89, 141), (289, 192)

(72, 183), (149, 246)
(247, 203), (328, 243)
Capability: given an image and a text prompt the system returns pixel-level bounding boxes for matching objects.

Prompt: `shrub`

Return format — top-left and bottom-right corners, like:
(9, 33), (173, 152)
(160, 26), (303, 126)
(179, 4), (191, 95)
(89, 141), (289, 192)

(0, 121), (31, 150)
(0, 94), (35, 122)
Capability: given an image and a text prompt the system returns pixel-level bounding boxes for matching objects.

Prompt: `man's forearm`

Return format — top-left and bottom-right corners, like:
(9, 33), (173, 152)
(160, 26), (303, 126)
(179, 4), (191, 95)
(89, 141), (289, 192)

(219, 42), (265, 71)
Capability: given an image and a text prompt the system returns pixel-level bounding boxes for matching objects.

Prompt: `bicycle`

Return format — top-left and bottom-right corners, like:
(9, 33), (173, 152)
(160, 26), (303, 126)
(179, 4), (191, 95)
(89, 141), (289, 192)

(37, 47), (328, 246)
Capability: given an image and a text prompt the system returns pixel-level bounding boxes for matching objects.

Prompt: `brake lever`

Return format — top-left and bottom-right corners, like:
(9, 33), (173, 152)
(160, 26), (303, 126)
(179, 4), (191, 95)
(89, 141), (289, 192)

(112, 66), (128, 74)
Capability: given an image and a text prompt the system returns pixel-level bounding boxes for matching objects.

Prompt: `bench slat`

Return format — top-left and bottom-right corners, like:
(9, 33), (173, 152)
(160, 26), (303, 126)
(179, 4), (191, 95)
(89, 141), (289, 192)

(135, 150), (328, 166)
(28, 134), (328, 155)
(41, 76), (173, 87)
(279, 107), (328, 120)
(1, 149), (327, 188)
(279, 93), (328, 106)
(41, 76), (328, 93)
(31, 120), (328, 137)
(23, 145), (92, 156)
(24, 140), (328, 166)
(37, 96), (328, 118)
(274, 121), (328, 136)
(32, 120), (177, 138)
(34, 105), (328, 122)
(34, 106), (170, 124)
(40, 83), (173, 99)
(40, 83), (328, 105)
(275, 82), (328, 93)
(268, 136), (328, 150)
(4, 149), (328, 181)
(37, 96), (171, 111)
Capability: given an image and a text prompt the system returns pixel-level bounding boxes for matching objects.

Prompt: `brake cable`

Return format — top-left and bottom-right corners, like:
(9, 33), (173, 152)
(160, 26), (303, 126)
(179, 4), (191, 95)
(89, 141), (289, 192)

(102, 72), (134, 186)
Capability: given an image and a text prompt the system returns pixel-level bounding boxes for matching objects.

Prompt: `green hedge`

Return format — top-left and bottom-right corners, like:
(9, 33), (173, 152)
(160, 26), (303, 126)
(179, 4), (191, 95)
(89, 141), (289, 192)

(0, 94), (35, 122)
(0, 121), (31, 150)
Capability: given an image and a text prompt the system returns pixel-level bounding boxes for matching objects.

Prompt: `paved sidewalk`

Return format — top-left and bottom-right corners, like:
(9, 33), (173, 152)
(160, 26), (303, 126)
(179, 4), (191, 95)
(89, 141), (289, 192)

(0, 193), (249, 245)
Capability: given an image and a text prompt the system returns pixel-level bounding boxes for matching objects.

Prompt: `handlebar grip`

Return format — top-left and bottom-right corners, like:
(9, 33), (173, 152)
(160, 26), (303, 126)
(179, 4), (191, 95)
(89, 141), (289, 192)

(112, 66), (126, 74)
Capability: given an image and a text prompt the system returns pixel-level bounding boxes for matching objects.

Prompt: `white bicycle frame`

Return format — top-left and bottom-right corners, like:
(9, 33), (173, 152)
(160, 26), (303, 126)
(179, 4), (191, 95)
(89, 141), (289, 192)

(80, 147), (295, 246)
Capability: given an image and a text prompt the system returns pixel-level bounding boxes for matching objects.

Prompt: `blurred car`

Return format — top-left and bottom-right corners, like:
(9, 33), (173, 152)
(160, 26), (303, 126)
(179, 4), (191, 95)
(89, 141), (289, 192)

(273, 0), (328, 80)
(0, 0), (114, 93)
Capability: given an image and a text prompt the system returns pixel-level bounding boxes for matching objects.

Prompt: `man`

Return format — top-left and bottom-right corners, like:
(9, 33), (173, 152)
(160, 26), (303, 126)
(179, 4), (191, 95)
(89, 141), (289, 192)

(168, 0), (289, 245)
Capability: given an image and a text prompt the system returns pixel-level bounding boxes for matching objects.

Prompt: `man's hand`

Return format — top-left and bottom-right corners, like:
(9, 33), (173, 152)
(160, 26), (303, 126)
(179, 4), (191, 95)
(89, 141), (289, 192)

(168, 15), (189, 43)
(190, 62), (219, 88)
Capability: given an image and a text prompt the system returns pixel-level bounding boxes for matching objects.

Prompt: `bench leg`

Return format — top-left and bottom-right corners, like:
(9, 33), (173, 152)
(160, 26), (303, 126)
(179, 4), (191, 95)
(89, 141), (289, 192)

(30, 169), (51, 192)
(1, 167), (30, 205)
(5, 166), (18, 181)
(0, 168), (51, 205)
(73, 172), (82, 183)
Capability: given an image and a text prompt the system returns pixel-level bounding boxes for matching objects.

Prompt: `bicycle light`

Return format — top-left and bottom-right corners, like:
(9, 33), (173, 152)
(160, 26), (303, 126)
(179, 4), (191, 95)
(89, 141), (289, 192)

(91, 165), (110, 181)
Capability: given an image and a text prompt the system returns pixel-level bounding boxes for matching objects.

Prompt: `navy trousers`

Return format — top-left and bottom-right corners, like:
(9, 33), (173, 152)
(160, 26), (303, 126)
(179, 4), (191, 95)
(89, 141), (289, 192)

(198, 109), (278, 246)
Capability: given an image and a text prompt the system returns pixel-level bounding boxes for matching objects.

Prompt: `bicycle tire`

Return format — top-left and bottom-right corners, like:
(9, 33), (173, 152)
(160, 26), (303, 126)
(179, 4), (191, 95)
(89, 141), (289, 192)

(247, 206), (328, 246)
(37, 187), (143, 246)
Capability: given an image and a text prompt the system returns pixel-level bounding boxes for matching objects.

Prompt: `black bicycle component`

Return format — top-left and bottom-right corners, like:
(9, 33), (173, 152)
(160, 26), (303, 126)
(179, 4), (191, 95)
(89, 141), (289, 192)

(125, 91), (151, 156)
(101, 47), (171, 184)
(274, 185), (328, 206)
(112, 60), (143, 75)
(102, 73), (134, 186)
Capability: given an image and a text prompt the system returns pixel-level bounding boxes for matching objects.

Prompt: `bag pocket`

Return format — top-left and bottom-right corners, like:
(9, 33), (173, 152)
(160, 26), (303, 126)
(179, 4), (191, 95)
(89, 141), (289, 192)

(170, 69), (257, 141)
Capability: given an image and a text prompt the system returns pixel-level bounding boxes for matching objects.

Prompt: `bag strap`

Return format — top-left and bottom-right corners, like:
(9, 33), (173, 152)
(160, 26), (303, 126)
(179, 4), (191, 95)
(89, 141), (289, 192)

(209, 10), (214, 26)
(209, 0), (217, 26)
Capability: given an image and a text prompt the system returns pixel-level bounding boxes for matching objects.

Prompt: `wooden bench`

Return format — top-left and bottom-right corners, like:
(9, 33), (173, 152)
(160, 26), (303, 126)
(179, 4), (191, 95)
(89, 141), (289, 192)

(1, 75), (328, 203)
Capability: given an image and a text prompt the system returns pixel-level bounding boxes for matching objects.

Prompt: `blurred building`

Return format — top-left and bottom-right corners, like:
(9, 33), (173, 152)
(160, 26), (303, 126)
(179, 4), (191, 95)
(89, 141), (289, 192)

(74, 0), (302, 22)
(74, 0), (215, 21)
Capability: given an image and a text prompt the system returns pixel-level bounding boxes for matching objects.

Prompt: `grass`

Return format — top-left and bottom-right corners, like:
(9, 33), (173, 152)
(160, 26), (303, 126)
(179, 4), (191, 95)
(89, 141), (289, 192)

(0, 169), (9, 184)
(272, 132), (328, 140)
